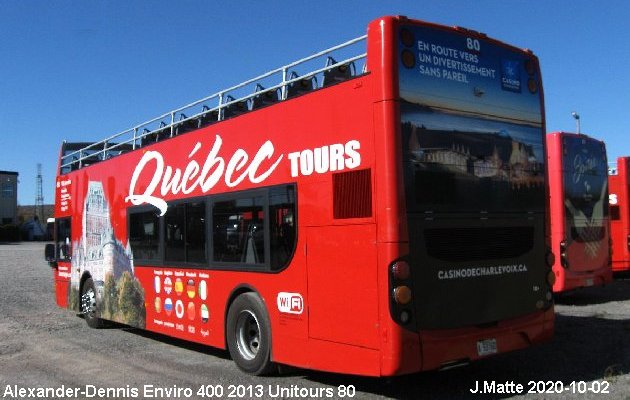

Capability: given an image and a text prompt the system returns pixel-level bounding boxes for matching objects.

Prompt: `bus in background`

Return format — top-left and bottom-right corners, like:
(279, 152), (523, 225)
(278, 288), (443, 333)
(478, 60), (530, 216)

(546, 132), (612, 292)
(609, 156), (630, 273)
(44, 16), (554, 376)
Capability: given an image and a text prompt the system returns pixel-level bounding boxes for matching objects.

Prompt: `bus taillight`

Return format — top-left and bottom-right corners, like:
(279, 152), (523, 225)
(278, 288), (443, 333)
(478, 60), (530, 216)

(393, 286), (412, 305)
(547, 270), (556, 287)
(545, 250), (555, 268)
(560, 240), (569, 268)
(399, 310), (412, 324)
(389, 259), (416, 328)
(401, 50), (415, 69)
(391, 261), (410, 280)
(527, 78), (538, 94)
(525, 59), (536, 75)
(400, 28), (414, 47)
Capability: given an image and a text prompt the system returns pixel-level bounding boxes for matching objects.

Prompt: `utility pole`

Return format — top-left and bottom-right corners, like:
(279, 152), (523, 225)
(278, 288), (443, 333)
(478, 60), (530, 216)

(571, 111), (580, 134)
(35, 163), (44, 223)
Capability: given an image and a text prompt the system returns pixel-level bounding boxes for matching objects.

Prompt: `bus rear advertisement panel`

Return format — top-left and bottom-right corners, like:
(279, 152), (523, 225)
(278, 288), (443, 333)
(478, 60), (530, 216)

(397, 23), (551, 330)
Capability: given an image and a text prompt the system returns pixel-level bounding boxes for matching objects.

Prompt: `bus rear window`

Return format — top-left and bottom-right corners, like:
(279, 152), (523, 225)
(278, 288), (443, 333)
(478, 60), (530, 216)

(398, 24), (544, 213)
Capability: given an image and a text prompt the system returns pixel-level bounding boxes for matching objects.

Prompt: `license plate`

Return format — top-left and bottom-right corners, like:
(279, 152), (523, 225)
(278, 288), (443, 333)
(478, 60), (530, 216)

(586, 278), (594, 287)
(477, 339), (497, 356)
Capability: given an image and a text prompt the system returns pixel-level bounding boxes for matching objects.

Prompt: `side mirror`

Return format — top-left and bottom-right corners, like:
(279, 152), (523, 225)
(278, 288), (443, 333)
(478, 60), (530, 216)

(45, 244), (56, 263)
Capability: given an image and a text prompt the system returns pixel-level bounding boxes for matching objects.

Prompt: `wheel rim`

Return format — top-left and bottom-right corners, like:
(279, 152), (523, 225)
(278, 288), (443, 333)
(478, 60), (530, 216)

(235, 310), (261, 360)
(81, 287), (97, 320)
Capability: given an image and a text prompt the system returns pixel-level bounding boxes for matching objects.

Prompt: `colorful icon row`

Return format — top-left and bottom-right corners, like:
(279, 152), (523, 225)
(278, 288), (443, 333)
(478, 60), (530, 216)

(155, 297), (209, 323)
(154, 276), (208, 301)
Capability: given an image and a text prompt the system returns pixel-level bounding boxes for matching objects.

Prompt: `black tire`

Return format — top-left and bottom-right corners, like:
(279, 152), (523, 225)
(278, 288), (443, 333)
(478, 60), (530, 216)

(226, 292), (276, 375)
(81, 277), (104, 329)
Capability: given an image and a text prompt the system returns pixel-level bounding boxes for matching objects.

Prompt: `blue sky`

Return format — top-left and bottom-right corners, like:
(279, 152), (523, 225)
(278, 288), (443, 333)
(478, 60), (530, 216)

(1, 1), (628, 205)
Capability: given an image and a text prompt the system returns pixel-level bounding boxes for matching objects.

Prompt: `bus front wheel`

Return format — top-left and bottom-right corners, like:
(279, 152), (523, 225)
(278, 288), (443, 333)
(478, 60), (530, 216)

(226, 292), (276, 375)
(81, 277), (104, 329)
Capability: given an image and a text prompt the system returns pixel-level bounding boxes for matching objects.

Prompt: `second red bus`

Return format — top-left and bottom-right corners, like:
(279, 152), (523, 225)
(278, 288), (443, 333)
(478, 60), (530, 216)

(609, 156), (630, 273)
(546, 132), (612, 292)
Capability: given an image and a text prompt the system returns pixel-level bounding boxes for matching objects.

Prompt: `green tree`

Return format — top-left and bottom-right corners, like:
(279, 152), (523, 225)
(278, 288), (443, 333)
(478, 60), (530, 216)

(102, 273), (118, 319)
(68, 285), (79, 312)
(117, 272), (146, 328)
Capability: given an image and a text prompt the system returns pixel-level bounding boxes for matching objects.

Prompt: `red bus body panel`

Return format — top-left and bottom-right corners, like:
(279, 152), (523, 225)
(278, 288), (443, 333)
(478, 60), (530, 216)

(53, 263), (70, 308)
(50, 16), (553, 376)
(546, 132), (612, 291)
(609, 157), (630, 272)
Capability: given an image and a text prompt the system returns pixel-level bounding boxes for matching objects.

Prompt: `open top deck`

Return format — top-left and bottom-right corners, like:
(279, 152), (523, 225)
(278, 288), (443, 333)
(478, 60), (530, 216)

(59, 36), (367, 174)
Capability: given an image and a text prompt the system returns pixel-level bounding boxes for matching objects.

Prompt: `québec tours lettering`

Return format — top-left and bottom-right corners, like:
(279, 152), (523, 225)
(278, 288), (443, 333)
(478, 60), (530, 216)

(125, 134), (361, 215)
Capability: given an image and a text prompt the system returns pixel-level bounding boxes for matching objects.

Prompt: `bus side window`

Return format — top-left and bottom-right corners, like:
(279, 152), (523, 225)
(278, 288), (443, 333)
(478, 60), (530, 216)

(164, 202), (206, 264)
(269, 185), (296, 270)
(210, 184), (296, 270)
(129, 209), (161, 263)
(213, 196), (265, 265)
(165, 204), (186, 262)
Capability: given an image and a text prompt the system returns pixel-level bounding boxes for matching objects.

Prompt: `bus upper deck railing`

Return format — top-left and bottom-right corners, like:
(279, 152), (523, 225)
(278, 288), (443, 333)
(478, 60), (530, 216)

(60, 35), (368, 173)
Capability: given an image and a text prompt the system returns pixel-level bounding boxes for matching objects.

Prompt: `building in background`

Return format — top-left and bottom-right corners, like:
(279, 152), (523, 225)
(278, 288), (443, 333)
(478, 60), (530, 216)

(17, 204), (55, 224)
(0, 171), (18, 225)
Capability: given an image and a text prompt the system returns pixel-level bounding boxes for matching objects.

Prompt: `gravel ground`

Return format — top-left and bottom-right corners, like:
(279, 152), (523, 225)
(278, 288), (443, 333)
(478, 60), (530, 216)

(0, 242), (628, 400)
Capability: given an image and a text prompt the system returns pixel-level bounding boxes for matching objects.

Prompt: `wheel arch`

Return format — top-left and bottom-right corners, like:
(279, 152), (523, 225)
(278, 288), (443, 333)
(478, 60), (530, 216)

(223, 284), (272, 359)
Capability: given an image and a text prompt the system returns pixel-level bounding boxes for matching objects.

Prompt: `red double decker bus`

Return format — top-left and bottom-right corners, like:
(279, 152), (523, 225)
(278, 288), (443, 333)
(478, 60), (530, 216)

(45, 16), (554, 376)
(546, 132), (613, 292)
(609, 157), (630, 273)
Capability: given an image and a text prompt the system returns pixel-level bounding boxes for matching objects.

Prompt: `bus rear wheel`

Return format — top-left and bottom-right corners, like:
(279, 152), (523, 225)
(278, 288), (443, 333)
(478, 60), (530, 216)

(81, 277), (104, 329)
(226, 292), (276, 375)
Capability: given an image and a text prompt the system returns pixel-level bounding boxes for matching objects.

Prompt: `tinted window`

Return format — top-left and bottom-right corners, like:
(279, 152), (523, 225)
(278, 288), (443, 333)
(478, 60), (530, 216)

(165, 204), (185, 262)
(561, 137), (608, 247)
(165, 202), (206, 263)
(399, 24), (545, 214)
(269, 185), (296, 270)
(129, 211), (160, 261)
(56, 218), (72, 260)
(186, 202), (206, 263)
(126, 184), (296, 271)
(562, 136), (608, 217)
(213, 196), (265, 264)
